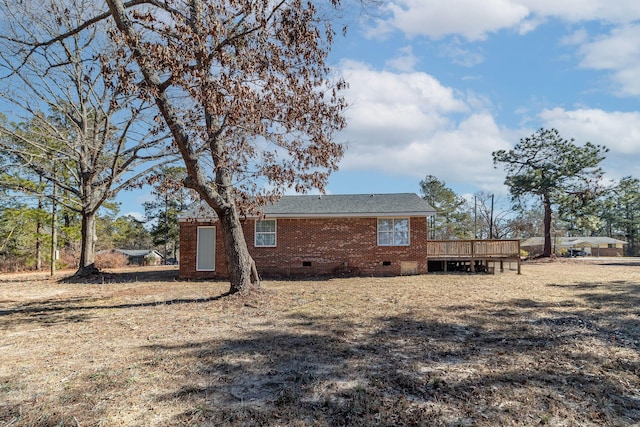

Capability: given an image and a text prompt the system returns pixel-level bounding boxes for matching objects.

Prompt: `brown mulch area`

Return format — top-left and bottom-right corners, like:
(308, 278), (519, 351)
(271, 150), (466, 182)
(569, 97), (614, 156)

(1, 259), (639, 426)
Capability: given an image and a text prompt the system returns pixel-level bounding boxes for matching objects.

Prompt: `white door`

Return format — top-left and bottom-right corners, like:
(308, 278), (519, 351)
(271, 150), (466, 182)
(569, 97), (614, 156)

(196, 226), (216, 271)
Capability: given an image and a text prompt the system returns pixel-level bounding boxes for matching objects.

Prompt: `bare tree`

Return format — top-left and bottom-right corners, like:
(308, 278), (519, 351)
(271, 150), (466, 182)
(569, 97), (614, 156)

(505, 204), (545, 239)
(0, 0), (175, 276)
(470, 192), (513, 239)
(104, 0), (346, 293)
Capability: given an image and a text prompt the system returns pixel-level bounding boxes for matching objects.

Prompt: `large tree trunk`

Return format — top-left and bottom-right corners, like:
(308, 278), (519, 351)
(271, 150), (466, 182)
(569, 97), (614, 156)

(218, 205), (260, 293)
(542, 197), (553, 257)
(76, 210), (99, 276)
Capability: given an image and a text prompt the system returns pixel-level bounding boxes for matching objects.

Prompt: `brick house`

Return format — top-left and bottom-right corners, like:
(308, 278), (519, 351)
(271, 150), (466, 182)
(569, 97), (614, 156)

(179, 193), (436, 279)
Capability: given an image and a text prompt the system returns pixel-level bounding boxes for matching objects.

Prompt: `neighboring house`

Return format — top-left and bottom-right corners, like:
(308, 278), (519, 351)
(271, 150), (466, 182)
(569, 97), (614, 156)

(115, 249), (164, 266)
(179, 193), (436, 279)
(521, 236), (627, 258)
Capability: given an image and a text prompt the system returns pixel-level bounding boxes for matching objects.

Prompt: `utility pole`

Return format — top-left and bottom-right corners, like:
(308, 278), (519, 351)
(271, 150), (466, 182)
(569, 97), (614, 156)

(50, 179), (57, 276)
(474, 195), (477, 239)
(163, 190), (168, 265)
(489, 194), (495, 239)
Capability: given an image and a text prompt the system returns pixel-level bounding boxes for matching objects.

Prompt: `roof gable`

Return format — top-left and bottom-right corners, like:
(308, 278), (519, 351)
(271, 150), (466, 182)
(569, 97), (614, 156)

(180, 193), (435, 220)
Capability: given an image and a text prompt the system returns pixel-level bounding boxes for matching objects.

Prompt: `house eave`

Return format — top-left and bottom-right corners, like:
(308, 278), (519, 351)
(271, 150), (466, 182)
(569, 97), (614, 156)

(262, 211), (434, 219)
(180, 211), (435, 222)
(179, 193), (436, 222)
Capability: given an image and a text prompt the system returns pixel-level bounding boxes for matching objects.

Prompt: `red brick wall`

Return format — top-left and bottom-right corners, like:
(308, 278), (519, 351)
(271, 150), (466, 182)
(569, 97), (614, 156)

(179, 216), (429, 279)
(593, 247), (624, 257)
(179, 221), (229, 280)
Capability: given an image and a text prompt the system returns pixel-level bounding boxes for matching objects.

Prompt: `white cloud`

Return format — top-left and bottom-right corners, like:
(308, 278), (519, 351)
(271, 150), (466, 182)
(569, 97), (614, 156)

(516, 16), (546, 35)
(337, 62), (511, 191)
(578, 26), (640, 69)
(340, 61), (466, 145)
(539, 107), (640, 154)
(538, 107), (640, 179)
(379, 0), (529, 41)
(385, 45), (419, 72)
(374, 1), (640, 41)
(560, 28), (589, 46)
(439, 39), (485, 67)
(343, 59), (468, 117)
(576, 25), (640, 95)
(519, 0), (640, 23)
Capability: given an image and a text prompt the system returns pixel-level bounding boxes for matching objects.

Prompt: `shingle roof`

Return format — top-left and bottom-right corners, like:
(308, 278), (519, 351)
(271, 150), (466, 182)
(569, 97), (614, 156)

(180, 193), (435, 220)
(115, 249), (163, 257)
(521, 236), (627, 247)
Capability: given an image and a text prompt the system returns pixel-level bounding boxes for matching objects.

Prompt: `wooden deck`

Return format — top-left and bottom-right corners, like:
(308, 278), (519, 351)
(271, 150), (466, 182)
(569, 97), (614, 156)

(426, 239), (521, 274)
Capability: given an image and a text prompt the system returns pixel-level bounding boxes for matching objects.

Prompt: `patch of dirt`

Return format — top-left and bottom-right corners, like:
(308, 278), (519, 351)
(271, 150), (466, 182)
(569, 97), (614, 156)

(1, 260), (639, 426)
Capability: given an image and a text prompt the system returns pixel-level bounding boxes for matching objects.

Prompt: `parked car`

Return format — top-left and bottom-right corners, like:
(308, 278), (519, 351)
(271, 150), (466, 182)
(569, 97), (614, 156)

(567, 249), (587, 257)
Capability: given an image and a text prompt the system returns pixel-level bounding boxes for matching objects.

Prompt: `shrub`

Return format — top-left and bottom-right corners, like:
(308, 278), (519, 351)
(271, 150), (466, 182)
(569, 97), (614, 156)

(57, 248), (79, 269)
(95, 251), (129, 269)
(0, 256), (28, 273)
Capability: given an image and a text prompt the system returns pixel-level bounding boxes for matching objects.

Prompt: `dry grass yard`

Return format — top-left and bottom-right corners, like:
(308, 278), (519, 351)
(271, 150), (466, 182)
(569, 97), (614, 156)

(1, 258), (639, 426)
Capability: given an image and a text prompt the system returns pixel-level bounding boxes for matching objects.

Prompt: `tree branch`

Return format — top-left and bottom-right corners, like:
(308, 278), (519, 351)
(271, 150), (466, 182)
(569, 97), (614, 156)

(0, 0), (183, 77)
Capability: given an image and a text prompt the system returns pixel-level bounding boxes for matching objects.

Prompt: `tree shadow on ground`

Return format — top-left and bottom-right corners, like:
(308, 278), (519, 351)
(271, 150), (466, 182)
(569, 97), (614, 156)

(0, 294), (228, 328)
(149, 283), (640, 426)
(543, 280), (640, 354)
(548, 280), (640, 310)
(57, 267), (181, 284)
(596, 260), (640, 267)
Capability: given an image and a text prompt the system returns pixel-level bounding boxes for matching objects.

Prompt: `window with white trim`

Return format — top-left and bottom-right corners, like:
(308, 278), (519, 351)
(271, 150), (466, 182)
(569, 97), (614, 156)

(196, 226), (216, 271)
(255, 219), (276, 247)
(378, 218), (410, 246)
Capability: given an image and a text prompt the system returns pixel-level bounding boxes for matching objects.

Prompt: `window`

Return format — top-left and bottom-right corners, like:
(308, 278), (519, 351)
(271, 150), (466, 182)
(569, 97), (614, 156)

(196, 226), (216, 271)
(378, 218), (409, 246)
(255, 219), (276, 247)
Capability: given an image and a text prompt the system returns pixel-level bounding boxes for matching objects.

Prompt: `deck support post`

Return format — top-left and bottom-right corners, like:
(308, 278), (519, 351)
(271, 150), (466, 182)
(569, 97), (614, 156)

(470, 241), (476, 273)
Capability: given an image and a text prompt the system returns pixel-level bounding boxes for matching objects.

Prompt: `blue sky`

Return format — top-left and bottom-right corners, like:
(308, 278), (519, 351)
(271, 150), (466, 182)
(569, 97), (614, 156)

(121, 0), (640, 219)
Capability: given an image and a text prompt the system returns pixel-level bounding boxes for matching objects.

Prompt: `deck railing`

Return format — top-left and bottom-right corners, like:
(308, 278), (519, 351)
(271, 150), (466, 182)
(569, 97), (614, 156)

(426, 239), (520, 258)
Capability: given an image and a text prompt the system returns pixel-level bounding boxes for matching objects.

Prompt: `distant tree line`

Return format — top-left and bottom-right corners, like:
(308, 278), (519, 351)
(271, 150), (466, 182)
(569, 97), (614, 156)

(0, 165), (193, 273)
